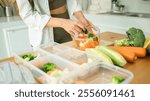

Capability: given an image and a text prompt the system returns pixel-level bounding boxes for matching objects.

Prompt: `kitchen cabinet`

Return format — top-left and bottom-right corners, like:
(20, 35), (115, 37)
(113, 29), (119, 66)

(0, 16), (32, 59)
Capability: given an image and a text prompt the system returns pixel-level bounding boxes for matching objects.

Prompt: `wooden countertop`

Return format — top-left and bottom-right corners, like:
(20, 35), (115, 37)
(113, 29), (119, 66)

(0, 32), (150, 84)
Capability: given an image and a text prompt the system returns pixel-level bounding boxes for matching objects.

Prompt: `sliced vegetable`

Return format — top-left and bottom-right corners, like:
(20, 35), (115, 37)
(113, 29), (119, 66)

(82, 29), (88, 34)
(112, 76), (125, 84)
(85, 48), (113, 64)
(40, 63), (57, 73)
(109, 46), (137, 63)
(96, 46), (127, 67)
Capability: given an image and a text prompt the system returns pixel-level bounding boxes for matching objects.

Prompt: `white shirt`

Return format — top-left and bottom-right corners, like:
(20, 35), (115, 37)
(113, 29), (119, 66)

(16, 0), (82, 47)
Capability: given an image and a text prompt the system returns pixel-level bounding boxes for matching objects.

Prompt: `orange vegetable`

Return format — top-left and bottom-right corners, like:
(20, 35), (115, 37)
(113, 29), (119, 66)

(47, 68), (58, 75)
(75, 80), (87, 84)
(74, 61), (86, 65)
(79, 45), (86, 51)
(110, 46), (146, 58)
(94, 41), (99, 45)
(109, 46), (137, 63)
(73, 41), (78, 48)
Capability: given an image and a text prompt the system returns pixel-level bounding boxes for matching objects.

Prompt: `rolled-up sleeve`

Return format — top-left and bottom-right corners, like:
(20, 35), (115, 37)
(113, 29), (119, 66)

(67, 0), (82, 18)
(16, 0), (51, 31)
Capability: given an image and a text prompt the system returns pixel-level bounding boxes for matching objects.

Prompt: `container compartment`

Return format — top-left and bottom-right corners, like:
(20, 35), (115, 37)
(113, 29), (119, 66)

(76, 63), (134, 84)
(55, 48), (102, 79)
(38, 42), (70, 54)
(15, 50), (78, 84)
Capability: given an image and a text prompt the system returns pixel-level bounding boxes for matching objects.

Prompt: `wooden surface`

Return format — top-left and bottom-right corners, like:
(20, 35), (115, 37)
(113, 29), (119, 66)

(0, 32), (150, 84)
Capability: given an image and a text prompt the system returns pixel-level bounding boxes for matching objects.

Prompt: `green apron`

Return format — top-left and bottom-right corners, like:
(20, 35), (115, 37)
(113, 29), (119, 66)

(49, 0), (72, 43)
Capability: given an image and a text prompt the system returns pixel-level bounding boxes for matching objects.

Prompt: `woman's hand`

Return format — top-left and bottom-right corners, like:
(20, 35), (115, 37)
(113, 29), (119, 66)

(60, 19), (85, 37)
(74, 11), (95, 33)
(79, 18), (95, 33)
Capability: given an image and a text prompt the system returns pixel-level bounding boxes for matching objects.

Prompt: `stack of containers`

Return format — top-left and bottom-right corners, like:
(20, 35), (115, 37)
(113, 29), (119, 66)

(14, 42), (134, 84)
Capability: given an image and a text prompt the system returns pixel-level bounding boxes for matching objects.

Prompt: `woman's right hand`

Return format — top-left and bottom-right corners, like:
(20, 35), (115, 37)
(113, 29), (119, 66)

(60, 19), (85, 37)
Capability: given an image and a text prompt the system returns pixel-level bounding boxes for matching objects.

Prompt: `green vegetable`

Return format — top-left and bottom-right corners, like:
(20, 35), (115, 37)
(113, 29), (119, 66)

(88, 33), (94, 38)
(112, 76), (125, 84)
(85, 48), (113, 64)
(114, 38), (134, 46)
(40, 63), (57, 73)
(126, 27), (145, 47)
(21, 54), (37, 61)
(82, 29), (88, 34)
(51, 70), (62, 77)
(96, 46), (127, 67)
(93, 36), (98, 41)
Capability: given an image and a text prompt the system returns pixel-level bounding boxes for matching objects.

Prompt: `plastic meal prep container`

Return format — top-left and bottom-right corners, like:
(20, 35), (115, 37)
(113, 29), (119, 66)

(76, 62), (134, 84)
(14, 49), (78, 84)
(54, 48), (134, 84)
(14, 42), (134, 84)
(38, 43), (134, 84)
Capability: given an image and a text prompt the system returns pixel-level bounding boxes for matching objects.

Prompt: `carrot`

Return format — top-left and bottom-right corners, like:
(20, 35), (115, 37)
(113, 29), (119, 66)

(110, 46), (146, 58)
(74, 61), (86, 65)
(73, 41), (78, 48)
(79, 45), (86, 51)
(47, 68), (58, 75)
(75, 80), (87, 84)
(94, 41), (99, 46)
(109, 46), (137, 63)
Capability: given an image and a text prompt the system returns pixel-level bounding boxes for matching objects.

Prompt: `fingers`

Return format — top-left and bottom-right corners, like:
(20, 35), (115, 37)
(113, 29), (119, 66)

(76, 21), (86, 31)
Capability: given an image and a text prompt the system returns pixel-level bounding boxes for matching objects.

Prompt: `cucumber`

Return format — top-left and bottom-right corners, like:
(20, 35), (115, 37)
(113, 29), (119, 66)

(96, 46), (127, 67)
(85, 48), (113, 64)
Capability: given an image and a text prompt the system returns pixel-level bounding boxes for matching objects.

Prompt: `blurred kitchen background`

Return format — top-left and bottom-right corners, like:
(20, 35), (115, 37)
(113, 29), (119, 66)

(0, 0), (150, 59)
(79, 0), (150, 14)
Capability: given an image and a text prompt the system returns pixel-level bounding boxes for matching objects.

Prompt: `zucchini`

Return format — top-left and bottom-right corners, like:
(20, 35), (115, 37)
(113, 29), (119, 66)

(96, 46), (127, 67)
(85, 48), (113, 64)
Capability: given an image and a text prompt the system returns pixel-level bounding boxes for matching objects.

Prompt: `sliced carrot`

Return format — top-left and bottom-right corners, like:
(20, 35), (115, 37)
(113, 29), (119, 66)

(74, 61), (86, 65)
(75, 80), (87, 84)
(88, 41), (96, 48)
(109, 46), (137, 63)
(47, 68), (58, 75)
(110, 46), (146, 58)
(79, 45), (86, 51)
(94, 41), (99, 46)
(84, 42), (92, 48)
(78, 35), (88, 39)
(73, 41), (78, 48)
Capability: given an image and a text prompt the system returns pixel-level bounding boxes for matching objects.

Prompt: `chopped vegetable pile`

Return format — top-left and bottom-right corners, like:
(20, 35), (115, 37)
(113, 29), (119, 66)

(21, 54), (37, 61)
(112, 76), (125, 84)
(73, 29), (99, 51)
(40, 63), (57, 73)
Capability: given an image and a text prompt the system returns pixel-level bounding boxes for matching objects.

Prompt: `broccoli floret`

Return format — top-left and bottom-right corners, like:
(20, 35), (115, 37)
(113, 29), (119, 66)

(112, 76), (125, 84)
(126, 27), (145, 47)
(40, 63), (57, 73)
